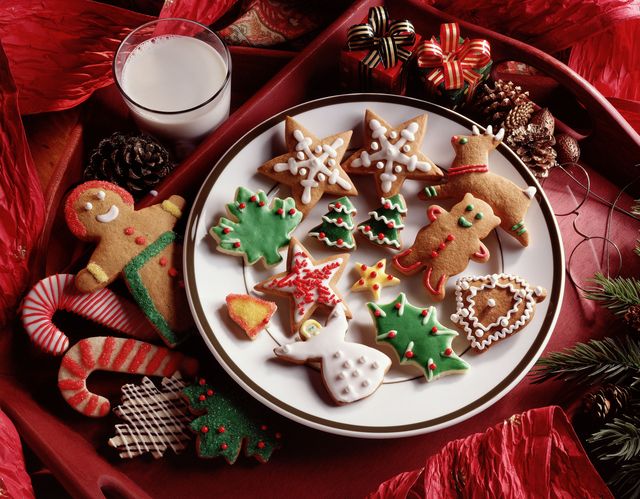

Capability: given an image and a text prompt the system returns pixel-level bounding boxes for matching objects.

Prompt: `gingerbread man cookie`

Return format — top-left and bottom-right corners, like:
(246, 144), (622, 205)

(257, 117), (357, 217)
(393, 193), (500, 301)
(64, 180), (192, 347)
(343, 109), (443, 197)
(420, 125), (537, 246)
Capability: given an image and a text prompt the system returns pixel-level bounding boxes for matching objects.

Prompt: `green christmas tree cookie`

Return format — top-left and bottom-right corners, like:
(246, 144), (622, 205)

(183, 378), (282, 464)
(210, 187), (303, 267)
(308, 196), (357, 250)
(368, 293), (470, 381)
(357, 194), (407, 249)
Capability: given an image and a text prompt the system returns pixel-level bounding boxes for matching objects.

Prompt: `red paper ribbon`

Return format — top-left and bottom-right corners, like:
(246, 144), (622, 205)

(416, 23), (491, 91)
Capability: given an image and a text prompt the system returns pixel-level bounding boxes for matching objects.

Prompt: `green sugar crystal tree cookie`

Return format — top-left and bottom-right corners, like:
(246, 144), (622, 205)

(308, 196), (357, 250)
(368, 293), (470, 381)
(183, 378), (282, 464)
(210, 187), (303, 267)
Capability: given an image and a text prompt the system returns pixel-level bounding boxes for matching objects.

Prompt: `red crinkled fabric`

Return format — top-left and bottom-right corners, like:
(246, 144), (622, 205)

(0, 43), (45, 328)
(0, 409), (34, 499)
(159, 0), (237, 25)
(368, 406), (613, 499)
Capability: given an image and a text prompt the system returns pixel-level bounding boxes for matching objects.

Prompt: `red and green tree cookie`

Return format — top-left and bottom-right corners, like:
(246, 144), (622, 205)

(210, 187), (303, 267)
(183, 378), (282, 464)
(308, 196), (357, 250)
(357, 194), (407, 249)
(368, 293), (469, 381)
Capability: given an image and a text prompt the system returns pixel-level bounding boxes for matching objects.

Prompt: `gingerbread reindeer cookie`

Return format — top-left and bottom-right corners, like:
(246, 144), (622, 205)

(64, 180), (192, 347)
(393, 193), (500, 301)
(420, 125), (537, 246)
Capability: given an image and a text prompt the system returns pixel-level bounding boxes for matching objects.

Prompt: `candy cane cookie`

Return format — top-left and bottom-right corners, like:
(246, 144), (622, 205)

(58, 337), (199, 417)
(21, 274), (156, 355)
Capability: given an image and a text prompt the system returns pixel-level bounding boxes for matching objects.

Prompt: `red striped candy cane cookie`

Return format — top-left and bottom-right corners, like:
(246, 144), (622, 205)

(21, 274), (156, 355)
(58, 337), (199, 417)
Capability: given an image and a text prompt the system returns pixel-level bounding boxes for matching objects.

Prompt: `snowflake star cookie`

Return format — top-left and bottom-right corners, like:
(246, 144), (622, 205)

(254, 238), (351, 334)
(257, 117), (357, 217)
(274, 306), (391, 405)
(210, 187), (302, 267)
(351, 259), (400, 301)
(368, 293), (469, 381)
(343, 110), (443, 197)
(450, 274), (547, 352)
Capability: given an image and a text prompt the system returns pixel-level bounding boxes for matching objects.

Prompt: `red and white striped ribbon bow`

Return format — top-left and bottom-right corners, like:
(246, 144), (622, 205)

(416, 23), (491, 91)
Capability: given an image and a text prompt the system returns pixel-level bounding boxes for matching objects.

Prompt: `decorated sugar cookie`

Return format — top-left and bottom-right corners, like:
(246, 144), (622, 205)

(357, 194), (407, 249)
(308, 196), (357, 250)
(368, 293), (469, 381)
(64, 181), (192, 347)
(393, 193), (501, 301)
(257, 117), (357, 216)
(254, 239), (351, 334)
(226, 294), (277, 340)
(351, 259), (400, 301)
(450, 273), (547, 352)
(274, 306), (391, 404)
(343, 109), (443, 197)
(210, 187), (302, 267)
(419, 125), (537, 246)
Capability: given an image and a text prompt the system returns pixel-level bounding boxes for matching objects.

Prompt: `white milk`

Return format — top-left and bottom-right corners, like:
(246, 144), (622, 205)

(121, 35), (231, 143)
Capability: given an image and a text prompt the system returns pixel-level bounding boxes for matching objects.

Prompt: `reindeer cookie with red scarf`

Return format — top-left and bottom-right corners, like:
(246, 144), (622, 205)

(64, 181), (192, 347)
(393, 193), (500, 301)
(419, 125), (537, 247)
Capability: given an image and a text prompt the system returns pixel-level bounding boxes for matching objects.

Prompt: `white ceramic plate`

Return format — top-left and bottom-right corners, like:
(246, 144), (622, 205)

(184, 94), (564, 438)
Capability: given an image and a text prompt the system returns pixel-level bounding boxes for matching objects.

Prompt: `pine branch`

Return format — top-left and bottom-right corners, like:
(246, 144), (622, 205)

(531, 336), (640, 386)
(583, 273), (640, 316)
(588, 415), (640, 462)
(609, 458), (640, 499)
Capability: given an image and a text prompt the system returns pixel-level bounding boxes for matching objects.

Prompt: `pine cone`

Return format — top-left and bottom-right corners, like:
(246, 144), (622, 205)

(578, 385), (631, 434)
(555, 133), (580, 164)
(474, 79), (530, 128)
(530, 108), (555, 135)
(624, 304), (640, 333)
(505, 124), (557, 178)
(84, 132), (173, 197)
(502, 102), (535, 132)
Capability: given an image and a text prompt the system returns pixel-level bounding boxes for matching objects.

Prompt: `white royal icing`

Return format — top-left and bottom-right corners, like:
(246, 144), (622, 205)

(351, 120), (432, 193)
(273, 129), (351, 205)
(96, 204), (119, 223)
(273, 307), (391, 404)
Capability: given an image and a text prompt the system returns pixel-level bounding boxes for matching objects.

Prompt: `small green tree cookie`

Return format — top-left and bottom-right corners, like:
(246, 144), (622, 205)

(183, 378), (282, 464)
(308, 196), (357, 250)
(368, 293), (469, 381)
(357, 194), (407, 249)
(210, 187), (303, 266)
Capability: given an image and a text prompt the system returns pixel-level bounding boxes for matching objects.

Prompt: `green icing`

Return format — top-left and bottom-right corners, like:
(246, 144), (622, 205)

(309, 197), (356, 249)
(423, 185), (438, 198)
(210, 187), (302, 266)
(475, 212), (483, 220)
(367, 293), (469, 381)
(123, 231), (186, 347)
(357, 195), (407, 247)
(183, 381), (281, 463)
(465, 204), (474, 211)
(458, 216), (473, 228)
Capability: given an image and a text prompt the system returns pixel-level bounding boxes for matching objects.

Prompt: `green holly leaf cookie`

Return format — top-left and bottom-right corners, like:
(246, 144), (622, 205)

(183, 379), (282, 463)
(210, 187), (303, 267)
(368, 293), (470, 381)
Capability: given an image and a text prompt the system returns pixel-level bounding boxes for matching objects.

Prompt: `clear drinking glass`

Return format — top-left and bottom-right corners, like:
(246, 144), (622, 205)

(114, 18), (231, 152)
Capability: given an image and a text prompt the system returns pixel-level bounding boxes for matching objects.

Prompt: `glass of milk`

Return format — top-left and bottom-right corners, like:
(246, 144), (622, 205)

(114, 18), (231, 154)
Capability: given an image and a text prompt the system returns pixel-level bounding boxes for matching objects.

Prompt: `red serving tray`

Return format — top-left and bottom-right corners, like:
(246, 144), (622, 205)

(2, 2), (639, 497)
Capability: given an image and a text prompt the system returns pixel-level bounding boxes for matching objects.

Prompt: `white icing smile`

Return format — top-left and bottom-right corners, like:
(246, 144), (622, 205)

(96, 205), (119, 223)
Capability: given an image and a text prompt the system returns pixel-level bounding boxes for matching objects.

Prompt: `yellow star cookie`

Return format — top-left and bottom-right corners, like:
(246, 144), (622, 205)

(351, 259), (400, 301)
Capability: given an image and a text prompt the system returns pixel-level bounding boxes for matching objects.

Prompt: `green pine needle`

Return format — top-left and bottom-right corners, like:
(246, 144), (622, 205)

(531, 336), (640, 386)
(583, 273), (640, 316)
(588, 415), (640, 462)
(609, 458), (640, 499)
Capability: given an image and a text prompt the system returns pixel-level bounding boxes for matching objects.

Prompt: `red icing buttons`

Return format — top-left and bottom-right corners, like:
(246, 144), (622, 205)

(217, 426), (226, 433)
(358, 279), (365, 285)
(431, 326), (438, 333)
(319, 232), (326, 239)
(238, 202), (246, 209)
(387, 275), (394, 280)
(250, 195), (257, 202)
(388, 331), (396, 338)
(200, 426), (209, 433)
(387, 222), (394, 228)
(233, 242), (241, 248)
(124, 227), (134, 236)
(444, 348), (453, 356)
(430, 250), (438, 258)
(373, 284), (379, 290)
(206, 389), (214, 396)
(257, 441), (266, 449)
(364, 225), (371, 232)
(377, 233), (384, 240)
(429, 362), (437, 370)
(288, 208), (296, 215)
(394, 303), (401, 309)
(439, 242), (446, 250)
(220, 443), (228, 450)
(337, 238), (344, 245)
(376, 262), (384, 268)
(198, 378), (206, 386)
(374, 310), (381, 317)
(337, 217), (343, 224)
(259, 201), (265, 207)
(159, 256), (168, 267)
(135, 236), (146, 245)
(223, 227), (231, 234)
(198, 394), (206, 401)
(384, 203), (391, 209)
(421, 309), (428, 316)
(276, 208), (284, 215)
(369, 271), (377, 278)
(168, 268), (178, 277)
(405, 351), (414, 358)
(446, 234), (455, 241)
(335, 202), (342, 209)
(360, 264), (367, 271)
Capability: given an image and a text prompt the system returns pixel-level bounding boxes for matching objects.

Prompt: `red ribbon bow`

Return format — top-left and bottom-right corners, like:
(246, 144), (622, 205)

(416, 23), (491, 91)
